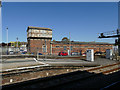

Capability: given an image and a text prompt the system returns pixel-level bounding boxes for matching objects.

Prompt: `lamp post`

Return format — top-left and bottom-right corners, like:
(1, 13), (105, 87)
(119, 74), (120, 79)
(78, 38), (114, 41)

(6, 27), (8, 55)
(16, 37), (18, 53)
(69, 32), (71, 56)
(16, 37), (18, 48)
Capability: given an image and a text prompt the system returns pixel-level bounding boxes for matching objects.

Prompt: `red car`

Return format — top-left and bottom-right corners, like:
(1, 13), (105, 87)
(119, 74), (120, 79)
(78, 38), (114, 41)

(58, 52), (68, 56)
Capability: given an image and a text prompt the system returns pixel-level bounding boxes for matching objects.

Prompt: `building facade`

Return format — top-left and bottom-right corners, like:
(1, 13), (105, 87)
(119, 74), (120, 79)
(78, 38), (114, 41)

(27, 26), (113, 55)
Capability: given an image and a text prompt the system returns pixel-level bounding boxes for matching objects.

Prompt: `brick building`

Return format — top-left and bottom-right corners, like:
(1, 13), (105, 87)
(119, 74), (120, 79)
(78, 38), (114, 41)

(51, 41), (113, 55)
(27, 26), (52, 54)
(27, 26), (113, 55)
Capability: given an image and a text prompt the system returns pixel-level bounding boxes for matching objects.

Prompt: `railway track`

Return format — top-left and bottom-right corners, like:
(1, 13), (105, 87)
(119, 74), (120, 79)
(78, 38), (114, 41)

(1, 66), (84, 77)
(87, 62), (120, 74)
(2, 62), (120, 89)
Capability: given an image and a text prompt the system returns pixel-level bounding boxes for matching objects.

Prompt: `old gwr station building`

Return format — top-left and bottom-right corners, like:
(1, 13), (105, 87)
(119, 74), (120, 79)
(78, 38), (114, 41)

(27, 26), (113, 55)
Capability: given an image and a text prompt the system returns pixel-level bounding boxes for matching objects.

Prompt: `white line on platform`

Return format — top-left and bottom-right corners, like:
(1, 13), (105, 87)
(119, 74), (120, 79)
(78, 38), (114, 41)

(33, 58), (49, 65)
(2, 64), (50, 72)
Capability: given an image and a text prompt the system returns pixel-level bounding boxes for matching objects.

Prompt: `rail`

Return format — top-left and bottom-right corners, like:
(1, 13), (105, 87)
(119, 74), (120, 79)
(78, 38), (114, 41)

(2, 62), (120, 89)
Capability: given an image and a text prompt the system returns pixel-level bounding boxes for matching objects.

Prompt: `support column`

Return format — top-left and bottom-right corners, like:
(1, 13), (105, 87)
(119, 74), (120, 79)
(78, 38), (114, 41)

(118, 2), (120, 56)
(118, 37), (120, 56)
(50, 43), (52, 55)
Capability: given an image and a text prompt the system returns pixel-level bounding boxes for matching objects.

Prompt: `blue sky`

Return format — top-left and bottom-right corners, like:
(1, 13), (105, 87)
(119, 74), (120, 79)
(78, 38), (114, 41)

(2, 2), (118, 43)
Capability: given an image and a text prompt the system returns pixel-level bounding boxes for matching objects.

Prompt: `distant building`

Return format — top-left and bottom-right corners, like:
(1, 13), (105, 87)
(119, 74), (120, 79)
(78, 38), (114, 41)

(0, 42), (27, 54)
(10, 41), (27, 47)
(27, 26), (113, 55)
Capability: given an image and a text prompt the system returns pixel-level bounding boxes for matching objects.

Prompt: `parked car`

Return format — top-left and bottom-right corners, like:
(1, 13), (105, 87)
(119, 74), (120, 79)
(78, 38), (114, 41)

(94, 52), (102, 55)
(58, 52), (68, 56)
(82, 52), (86, 56)
(38, 53), (42, 55)
(71, 52), (79, 56)
(31, 52), (34, 55)
(9, 51), (14, 55)
(20, 49), (24, 52)
(21, 51), (27, 54)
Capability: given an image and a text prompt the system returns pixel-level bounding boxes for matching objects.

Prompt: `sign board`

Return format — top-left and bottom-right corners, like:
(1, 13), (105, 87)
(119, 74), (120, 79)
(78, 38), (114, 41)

(86, 49), (94, 62)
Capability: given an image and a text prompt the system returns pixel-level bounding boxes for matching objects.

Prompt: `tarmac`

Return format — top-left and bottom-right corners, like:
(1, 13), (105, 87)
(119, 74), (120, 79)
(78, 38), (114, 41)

(1, 57), (120, 71)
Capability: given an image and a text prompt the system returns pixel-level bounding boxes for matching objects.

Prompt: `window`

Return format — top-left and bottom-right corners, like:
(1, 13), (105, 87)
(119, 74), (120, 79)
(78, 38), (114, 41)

(70, 46), (73, 50)
(38, 34), (41, 37)
(56, 46), (60, 48)
(41, 30), (46, 34)
(32, 34), (34, 37)
(75, 46), (79, 48)
(42, 45), (47, 53)
(29, 34), (31, 37)
(34, 34), (37, 37)
(29, 29), (31, 33)
(64, 46), (67, 50)
(34, 30), (39, 33)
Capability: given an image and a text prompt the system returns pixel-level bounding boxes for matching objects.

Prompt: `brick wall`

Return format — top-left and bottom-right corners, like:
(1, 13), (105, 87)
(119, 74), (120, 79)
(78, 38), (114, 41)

(28, 39), (113, 55)
(28, 39), (51, 54)
(51, 43), (113, 55)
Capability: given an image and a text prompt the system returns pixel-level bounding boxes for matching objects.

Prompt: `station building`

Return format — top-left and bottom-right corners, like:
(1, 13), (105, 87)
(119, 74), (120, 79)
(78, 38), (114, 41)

(27, 26), (113, 55)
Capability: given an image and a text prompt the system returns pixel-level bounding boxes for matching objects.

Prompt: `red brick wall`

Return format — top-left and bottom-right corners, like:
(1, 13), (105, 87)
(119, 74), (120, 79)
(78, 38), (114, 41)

(28, 39), (113, 55)
(28, 39), (51, 54)
(52, 43), (113, 55)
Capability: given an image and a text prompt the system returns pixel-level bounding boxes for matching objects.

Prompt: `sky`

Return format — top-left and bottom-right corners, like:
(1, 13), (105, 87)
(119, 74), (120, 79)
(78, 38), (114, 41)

(1, 2), (119, 43)
(2, 0), (120, 2)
